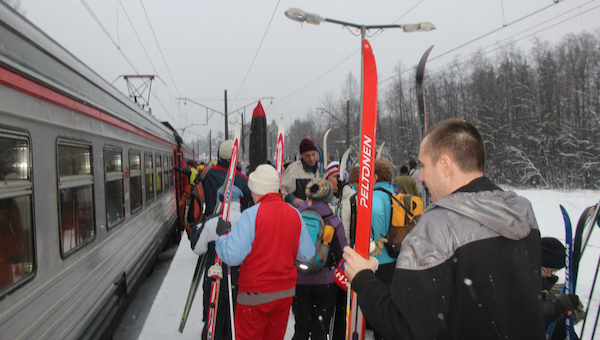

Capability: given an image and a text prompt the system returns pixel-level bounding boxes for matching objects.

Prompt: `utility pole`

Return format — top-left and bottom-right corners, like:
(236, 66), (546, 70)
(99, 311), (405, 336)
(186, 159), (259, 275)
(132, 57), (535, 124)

(346, 99), (351, 150)
(224, 90), (228, 140)
(208, 130), (212, 161)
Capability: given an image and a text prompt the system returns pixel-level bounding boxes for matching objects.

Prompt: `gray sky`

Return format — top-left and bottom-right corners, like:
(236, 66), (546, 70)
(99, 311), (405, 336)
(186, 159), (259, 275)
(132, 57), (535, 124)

(18, 0), (599, 143)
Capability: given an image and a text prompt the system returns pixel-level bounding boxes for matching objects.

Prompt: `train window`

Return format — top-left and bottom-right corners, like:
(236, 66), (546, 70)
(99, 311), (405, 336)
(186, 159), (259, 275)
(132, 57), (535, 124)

(104, 146), (124, 228)
(0, 133), (35, 296)
(129, 150), (142, 213)
(162, 154), (169, 191)
(169, 156), (175, 188)
(155, 154), (163, 198)
(57, 141), (95, 257)
(165, 156), (171, 190)
(144, 152), (154, 204)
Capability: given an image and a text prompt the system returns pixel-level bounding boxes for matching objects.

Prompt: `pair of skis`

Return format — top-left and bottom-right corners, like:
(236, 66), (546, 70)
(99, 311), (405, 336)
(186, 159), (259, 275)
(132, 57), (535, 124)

(178, 123), (240, 338)
(205, 122), (241, 340)
(554, 200), (600, 340)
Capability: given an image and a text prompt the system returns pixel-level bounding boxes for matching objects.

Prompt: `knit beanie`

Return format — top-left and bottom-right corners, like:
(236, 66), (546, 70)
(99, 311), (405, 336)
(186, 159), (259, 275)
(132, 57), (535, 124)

(299, 138), (317, 154)
(219, 140), (234, 160)
(400, 165), (409, 174)
(305, 178), (333, 203)
(541, 237), (565, 269)
(248, 164), (280, 196)
(325, 161), (339, 180)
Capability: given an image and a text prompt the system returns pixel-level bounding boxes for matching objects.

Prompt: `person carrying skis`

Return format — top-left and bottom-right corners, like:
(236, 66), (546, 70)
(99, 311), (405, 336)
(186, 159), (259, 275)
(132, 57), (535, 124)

(202, 140), (253, 214)
(214, 164), (315, 340)
(292, 178), (348, 340)
(540, 237), (584, 340)
(342, 118), (545, 339)
(282, 138), (319, 207)
(199, 140), (252, 340)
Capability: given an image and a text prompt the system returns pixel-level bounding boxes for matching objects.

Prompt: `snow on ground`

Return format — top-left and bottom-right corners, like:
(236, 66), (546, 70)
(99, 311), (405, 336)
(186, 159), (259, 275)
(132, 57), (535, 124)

(139, 189), (600, 340)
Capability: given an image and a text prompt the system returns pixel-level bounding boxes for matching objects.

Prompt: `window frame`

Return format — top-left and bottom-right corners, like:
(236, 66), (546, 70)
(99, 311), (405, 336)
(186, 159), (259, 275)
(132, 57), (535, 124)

(57, 139), (96, 258)
(103, 145), (124, 229)
(144, 151), (154, 205)
(0, 128), (36, 297)
(155, 153), (163, 198)
(129, 149), (142, 214)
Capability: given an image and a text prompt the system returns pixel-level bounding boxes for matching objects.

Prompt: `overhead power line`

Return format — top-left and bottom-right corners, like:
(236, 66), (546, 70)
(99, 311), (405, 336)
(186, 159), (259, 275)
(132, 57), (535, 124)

(276, 0), (426, 103)
(425, 0), (561, 64)
(117, 0), (159, 74)
(118, 0), (185, 121)
(79, 0), (139, 73)
(139, 0), (182, 99)
(426, 2), (600, 76)
(231, 0), (282, 108)
(377, 0), (599, 84)
(277, 0), (568, 104)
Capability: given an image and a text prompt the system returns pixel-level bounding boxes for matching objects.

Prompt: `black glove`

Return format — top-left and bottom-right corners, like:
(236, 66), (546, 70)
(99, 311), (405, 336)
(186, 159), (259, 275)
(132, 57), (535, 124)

(542, 275), (559, 291)
(216, 217), (232, 236)
(553, 294), (580, 313)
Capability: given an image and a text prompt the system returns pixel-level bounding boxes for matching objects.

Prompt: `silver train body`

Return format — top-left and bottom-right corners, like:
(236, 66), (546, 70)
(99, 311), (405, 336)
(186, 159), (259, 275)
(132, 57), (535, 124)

(0, 3), (193, 339)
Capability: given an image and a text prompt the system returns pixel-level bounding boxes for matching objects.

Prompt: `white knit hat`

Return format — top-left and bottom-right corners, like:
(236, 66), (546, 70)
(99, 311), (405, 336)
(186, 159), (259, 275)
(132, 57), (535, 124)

(219, 140), (234, 160)
(248, 164), (280, 195)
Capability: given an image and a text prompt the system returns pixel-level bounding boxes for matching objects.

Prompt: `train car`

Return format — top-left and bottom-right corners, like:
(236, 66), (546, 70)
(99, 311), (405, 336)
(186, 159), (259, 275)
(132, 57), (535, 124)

(0, 3), (191, 339)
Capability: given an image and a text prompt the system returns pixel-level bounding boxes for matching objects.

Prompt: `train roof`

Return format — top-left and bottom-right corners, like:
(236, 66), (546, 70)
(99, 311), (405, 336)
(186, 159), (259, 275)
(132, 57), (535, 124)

(0, 3), (178, 144)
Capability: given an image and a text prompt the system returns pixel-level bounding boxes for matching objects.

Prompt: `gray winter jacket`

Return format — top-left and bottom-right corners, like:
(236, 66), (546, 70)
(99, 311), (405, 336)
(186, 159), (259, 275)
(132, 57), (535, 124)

(352, 177), (545, 340)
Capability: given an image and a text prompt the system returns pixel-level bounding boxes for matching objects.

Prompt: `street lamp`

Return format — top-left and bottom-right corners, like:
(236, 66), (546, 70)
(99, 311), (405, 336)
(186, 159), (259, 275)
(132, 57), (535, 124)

(284, 8), (435, 33)
(317, 104), (351, 150)
(285, 7), (434, 157)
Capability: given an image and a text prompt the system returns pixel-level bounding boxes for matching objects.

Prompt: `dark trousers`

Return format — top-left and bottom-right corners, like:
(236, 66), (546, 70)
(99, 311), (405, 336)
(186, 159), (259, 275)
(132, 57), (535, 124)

(202, 244), (239, 340)
(332, 285), (347, 340)
(292, 283), (338, 340)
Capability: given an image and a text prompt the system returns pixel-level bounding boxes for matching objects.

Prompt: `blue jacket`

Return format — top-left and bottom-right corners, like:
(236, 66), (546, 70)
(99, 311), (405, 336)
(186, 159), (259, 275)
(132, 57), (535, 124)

(371, 181), (395, 265)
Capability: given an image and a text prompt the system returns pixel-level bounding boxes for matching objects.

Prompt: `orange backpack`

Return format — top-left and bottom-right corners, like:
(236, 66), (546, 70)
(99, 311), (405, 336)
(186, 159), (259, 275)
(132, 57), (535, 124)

(178, 165), (211, 239)
(375, 188), (424, 257)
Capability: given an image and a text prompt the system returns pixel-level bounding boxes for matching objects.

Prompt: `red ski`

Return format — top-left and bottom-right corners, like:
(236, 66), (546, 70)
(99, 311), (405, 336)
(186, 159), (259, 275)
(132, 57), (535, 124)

(346, 38), (378, 340)
(206, 122), (240, 340)
(275, 112), (285, 190)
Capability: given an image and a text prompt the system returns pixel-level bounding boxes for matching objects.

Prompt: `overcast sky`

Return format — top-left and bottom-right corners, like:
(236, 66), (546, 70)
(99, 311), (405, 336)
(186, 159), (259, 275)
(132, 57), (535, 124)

(17, 0), (599, 143)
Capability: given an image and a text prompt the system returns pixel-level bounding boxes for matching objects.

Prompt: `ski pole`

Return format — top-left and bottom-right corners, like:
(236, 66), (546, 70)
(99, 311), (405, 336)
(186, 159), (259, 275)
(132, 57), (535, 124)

(227, 265), (236, 340)
(580, 252), (600, 338)
(580, 204), (599, 257)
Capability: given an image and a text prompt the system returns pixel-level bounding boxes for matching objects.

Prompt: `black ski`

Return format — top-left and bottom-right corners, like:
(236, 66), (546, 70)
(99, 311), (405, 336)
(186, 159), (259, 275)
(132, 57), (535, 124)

(416, 45), (434, 206)
(179, 252), (208, 332)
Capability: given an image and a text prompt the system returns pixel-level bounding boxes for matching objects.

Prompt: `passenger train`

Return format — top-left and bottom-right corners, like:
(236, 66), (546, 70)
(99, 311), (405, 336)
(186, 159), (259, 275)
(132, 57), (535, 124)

(0, 3), (194, 339)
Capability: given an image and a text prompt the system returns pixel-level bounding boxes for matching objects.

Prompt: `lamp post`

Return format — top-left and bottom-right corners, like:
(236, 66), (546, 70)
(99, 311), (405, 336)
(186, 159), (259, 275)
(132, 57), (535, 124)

(285, 8), (435, 152)
(317, 105), (351, 150)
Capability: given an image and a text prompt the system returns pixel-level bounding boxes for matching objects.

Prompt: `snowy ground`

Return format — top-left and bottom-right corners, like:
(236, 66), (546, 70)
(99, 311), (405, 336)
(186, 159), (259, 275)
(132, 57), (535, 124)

(137, 189), (600, 340)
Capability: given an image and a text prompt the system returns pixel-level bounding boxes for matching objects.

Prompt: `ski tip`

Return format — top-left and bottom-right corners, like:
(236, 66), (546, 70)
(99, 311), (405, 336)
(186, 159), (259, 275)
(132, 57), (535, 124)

(362, 38), (372, 51)
(252, 101), (266, 118)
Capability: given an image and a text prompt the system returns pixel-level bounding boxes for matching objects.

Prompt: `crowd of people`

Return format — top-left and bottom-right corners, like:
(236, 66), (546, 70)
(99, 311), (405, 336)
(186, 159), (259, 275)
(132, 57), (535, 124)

(183, 118), (583, 340)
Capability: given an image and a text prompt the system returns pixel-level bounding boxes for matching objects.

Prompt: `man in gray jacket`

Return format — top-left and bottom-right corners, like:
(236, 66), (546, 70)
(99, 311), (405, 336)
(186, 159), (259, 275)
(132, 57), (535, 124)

(343, 118), (544, 339)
